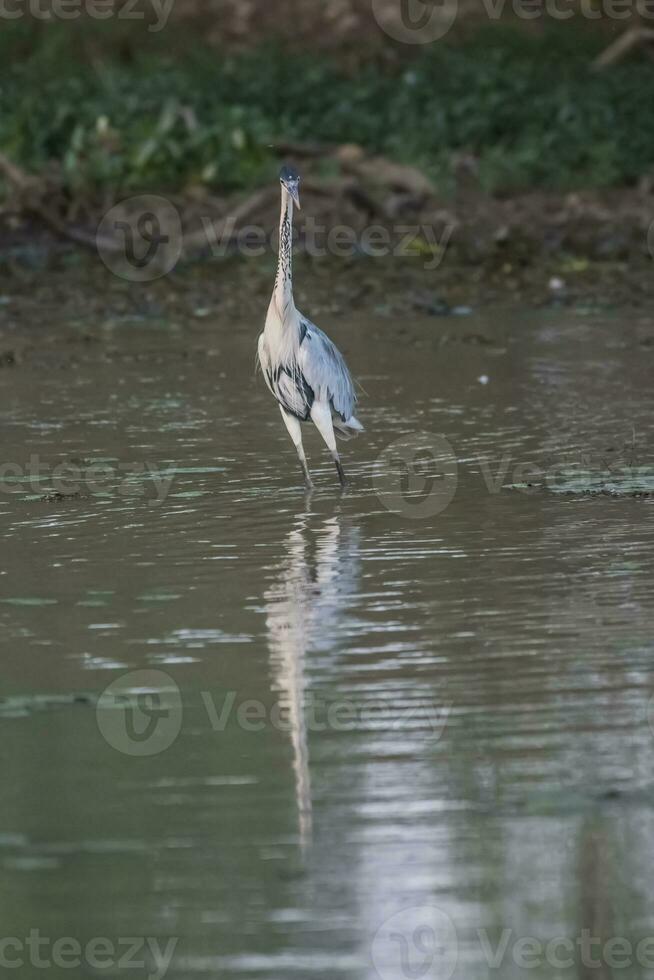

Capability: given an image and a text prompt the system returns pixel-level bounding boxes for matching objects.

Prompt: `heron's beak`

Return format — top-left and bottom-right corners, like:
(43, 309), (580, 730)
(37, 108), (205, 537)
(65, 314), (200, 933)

(288, 181), (301, 210)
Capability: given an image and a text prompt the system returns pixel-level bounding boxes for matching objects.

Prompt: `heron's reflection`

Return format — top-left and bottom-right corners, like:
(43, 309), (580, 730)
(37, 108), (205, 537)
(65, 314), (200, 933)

(263, 507), (361, 849)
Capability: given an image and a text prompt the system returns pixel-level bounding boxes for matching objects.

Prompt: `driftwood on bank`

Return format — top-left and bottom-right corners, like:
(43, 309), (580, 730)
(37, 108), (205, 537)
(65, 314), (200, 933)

(592, 27), (654, 71)
(0, 152), (279, 254)
(0, 145), (435, 257)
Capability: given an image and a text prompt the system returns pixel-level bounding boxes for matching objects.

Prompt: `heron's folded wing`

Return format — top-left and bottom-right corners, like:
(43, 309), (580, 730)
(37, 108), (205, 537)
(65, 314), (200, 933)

(298, 318), (357, 421)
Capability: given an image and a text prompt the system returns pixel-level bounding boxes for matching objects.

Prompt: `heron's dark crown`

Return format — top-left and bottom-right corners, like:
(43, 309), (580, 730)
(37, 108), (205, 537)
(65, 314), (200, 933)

(279, 164), (300, 184)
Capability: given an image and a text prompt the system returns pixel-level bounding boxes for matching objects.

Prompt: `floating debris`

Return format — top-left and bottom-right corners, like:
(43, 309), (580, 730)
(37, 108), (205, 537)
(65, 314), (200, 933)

(0, 693), (96, 718)
(507, 467), (654, 497)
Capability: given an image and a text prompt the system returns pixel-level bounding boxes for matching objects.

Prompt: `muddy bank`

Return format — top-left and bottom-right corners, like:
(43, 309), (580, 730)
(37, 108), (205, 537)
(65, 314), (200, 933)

(0, 211), (652, 358)
(1, 144), (653, 325)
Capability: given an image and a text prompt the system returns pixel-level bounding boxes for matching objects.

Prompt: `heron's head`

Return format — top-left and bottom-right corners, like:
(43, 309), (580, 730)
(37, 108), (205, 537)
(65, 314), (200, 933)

(279, 165), (301, 209)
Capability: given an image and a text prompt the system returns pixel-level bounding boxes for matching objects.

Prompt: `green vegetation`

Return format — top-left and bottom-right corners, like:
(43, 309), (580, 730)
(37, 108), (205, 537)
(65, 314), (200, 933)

(1, 24), (653, 199)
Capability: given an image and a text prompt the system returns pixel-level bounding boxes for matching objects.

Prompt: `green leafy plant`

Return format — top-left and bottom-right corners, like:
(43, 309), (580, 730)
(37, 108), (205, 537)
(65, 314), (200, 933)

(1, 25), (653, 200)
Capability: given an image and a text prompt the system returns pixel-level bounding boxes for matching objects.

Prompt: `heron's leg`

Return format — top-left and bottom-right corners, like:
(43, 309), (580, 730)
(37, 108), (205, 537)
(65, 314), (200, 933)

(310, 402), (347, 488)
(280, 406), (313, 489)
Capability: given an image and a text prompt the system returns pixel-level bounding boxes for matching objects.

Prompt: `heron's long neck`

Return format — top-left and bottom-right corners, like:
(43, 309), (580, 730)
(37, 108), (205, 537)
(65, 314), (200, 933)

(274, 187), (294, 315)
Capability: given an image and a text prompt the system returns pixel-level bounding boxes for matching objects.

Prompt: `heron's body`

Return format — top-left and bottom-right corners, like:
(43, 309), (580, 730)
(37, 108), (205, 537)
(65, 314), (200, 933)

(257, 166), (363, 489)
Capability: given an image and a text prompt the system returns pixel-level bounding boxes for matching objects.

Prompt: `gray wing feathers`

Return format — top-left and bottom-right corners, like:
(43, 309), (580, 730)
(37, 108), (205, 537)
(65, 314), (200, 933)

(298, 317), (357, 422)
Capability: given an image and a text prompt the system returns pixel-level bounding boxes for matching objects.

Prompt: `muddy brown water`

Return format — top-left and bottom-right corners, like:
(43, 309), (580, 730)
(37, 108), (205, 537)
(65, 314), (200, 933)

(1, 307), (654, 979)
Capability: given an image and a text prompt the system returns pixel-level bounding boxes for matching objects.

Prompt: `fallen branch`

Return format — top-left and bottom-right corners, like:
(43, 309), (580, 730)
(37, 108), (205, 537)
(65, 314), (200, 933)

(0, 151), (432, 258)
(592, 27), (654, 71)
(269, 140), (330, 159)
(0, 151), (105, 250)
(0, 153), (281, 255)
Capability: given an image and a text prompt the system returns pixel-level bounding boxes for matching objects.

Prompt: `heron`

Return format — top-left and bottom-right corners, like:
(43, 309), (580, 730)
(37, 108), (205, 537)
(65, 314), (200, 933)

(257, 165), (363, 490)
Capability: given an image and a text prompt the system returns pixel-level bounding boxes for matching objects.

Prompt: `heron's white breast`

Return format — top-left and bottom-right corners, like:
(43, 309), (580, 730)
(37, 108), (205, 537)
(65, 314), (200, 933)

(264, 300), (302, 366)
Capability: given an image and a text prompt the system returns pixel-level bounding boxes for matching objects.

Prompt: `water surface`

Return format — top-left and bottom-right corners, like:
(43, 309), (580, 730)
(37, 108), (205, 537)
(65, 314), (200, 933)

(1, 308), (654, 979)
